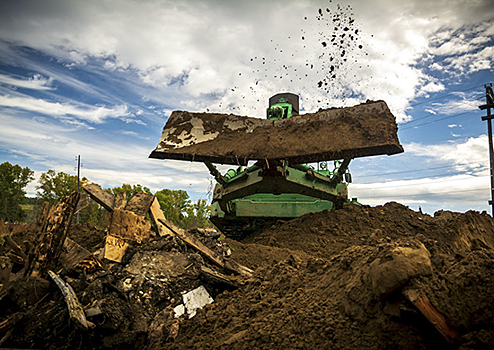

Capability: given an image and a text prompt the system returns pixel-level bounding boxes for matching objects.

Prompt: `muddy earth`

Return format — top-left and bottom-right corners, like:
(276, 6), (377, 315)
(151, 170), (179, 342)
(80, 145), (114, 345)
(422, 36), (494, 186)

(150, 100), (403, 166)
(1, 202), (494, 349)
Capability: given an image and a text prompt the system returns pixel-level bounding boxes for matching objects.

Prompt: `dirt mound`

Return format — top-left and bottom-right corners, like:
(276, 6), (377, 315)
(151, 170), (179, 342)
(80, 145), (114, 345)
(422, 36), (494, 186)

(150, 100), (403, 165)
(2, 202), (494, 349)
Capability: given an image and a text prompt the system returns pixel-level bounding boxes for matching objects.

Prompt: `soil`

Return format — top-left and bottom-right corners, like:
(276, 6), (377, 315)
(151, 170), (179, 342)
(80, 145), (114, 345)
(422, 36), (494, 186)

(2, 203), (494, 349)
(150, 100), (403, 165)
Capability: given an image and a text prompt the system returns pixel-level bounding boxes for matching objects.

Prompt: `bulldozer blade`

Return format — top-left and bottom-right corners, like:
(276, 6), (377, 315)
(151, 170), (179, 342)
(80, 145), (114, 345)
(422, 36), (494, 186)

(150, 100), (403, 165)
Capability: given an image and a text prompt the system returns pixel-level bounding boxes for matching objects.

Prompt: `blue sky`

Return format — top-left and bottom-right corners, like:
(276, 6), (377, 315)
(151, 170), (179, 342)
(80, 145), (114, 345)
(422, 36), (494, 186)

(1, 0), (494, 215)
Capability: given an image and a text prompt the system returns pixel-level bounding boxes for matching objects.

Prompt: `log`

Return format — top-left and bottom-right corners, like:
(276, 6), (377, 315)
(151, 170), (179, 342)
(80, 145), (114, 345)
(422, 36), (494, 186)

(125, 192), (155, 217)
(25, 191), (80, 278)
(81, 180), (115, 212)
(402, 288), (460, 344)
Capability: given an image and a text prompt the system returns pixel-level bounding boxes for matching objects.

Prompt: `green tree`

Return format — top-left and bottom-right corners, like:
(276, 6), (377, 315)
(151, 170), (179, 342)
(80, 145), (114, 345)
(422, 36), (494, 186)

(184, 199), (211, 228)
(107, 183), (151, 201)
(155, 189), (192, 228)
(155, 189), (210, 229)
(36, 170), (110, 227)
(0, 162), (34, 222)
(37, 169), (78, 204)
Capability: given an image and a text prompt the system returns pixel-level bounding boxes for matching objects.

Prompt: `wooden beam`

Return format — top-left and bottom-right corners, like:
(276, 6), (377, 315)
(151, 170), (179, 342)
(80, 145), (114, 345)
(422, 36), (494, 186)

(159, 218), (224, 268)
(148, 197), (174, 237)
(25, 191), (80, 278)
(200, 265), (238, 287)
(158, 218), (252, 277)
(403, 288), (460, 344)
(81, 180), (115, 212)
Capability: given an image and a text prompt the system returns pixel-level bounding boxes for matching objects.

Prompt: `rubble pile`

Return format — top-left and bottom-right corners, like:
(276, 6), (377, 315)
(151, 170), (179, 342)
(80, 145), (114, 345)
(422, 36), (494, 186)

(1, 194), (494, 349)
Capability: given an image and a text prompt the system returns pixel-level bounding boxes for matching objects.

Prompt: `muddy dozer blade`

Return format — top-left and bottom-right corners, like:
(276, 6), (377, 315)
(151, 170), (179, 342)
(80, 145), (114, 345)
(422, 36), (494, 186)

(150, 100), (403, 166)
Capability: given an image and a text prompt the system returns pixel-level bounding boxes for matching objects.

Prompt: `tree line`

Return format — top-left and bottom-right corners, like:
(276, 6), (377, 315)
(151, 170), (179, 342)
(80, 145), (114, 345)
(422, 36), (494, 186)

(0, 161), (210, 229)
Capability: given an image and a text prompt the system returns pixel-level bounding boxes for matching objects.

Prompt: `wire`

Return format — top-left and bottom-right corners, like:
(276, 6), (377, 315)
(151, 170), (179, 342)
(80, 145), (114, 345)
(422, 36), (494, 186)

(409, 84), (485, 108)
(400, 111), (473, 130)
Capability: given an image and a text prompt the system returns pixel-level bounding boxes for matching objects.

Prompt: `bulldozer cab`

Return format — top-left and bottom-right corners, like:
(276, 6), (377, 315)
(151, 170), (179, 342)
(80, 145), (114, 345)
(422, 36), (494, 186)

(267, 92), (299, 120)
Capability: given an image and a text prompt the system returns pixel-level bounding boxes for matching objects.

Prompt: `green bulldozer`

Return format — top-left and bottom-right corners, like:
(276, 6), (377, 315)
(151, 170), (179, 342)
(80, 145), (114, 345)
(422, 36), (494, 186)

(150, 92), (403, 239)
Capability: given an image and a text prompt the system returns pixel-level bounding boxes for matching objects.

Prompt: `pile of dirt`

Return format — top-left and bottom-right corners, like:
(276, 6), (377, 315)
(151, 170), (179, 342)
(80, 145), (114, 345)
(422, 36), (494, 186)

(150, 100), (403, 165)
(2, 202), (494, 349)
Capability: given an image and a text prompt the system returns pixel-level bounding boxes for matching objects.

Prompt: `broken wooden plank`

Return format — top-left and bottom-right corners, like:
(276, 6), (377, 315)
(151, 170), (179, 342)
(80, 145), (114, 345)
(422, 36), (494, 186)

(109, 208), (151, 244)
(158, 218), (252, 277)
(224, 259), (254, 277)
(114, 191), (127, 210)
(81, 180), (115, 212)
(403, 288), (460, 344)
(3, 234), (27, 261)
(125, 192), (155, 217)
(149, 197), (174, 237)
(104, 234), (130, 263)
(200, 265), (238, 287)
(61, 238), (93, 271)
(48, 270), (92, 330)
(36, 202), (51, 227)
(159, 218), (224, 268)
(25, 191), (80, 278)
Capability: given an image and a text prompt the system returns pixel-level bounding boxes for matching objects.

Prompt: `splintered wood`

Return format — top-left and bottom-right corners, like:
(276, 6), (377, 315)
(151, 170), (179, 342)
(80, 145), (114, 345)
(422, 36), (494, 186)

(81, 181), (253, 276)
(25, 191), (80, 278)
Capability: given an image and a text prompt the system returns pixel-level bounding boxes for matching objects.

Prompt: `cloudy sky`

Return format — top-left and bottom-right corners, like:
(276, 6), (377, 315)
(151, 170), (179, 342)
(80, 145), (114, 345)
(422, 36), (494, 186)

(1, 0), (494, 215)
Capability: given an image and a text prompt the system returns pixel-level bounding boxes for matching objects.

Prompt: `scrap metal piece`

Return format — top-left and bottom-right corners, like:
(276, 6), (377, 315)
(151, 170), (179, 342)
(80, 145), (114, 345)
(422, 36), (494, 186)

(150, 100), (403, 165)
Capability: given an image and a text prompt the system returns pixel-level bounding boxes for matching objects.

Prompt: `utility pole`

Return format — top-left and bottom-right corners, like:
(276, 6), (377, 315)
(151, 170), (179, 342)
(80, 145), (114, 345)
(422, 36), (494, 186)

(76, 155), (81, 223)
(479, 84), (494, 215)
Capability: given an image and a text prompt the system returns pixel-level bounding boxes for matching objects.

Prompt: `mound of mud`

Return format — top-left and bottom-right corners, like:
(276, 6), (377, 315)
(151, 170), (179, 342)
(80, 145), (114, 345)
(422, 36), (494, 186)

(2, 203), (494, 349)
(169, 203), (494, 350)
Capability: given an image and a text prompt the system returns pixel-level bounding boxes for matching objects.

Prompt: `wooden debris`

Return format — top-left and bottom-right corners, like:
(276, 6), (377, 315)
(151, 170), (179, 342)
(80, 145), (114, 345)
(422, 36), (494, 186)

(403, 288), (460, 344)
(25, 191), (80, 278)
(104, 235), (131, 263)
(109, 208), (151, 243)
(149, 197), (174, 237)
(48, 270), (92, 330)
(114, 191), (127, 210)
(61, 237), (93, 271)
(125, 191), (155, 217)
(159, 219), (224, 268)
(159, 219), (252, 277)
(3, 234), (27, 261)
(200, 266), (238, 287)
(36, 201), (51, 226)
(0, 311), (24, 334)
(81, 180), (115, 212)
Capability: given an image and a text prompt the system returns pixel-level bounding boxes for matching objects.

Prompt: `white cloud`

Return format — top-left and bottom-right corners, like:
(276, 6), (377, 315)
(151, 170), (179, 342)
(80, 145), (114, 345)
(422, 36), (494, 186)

(405, 135), (489, 171)
(0, 73), (54, 90)
(428, 99), (479, 115)
(0, 94), (130, 124)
